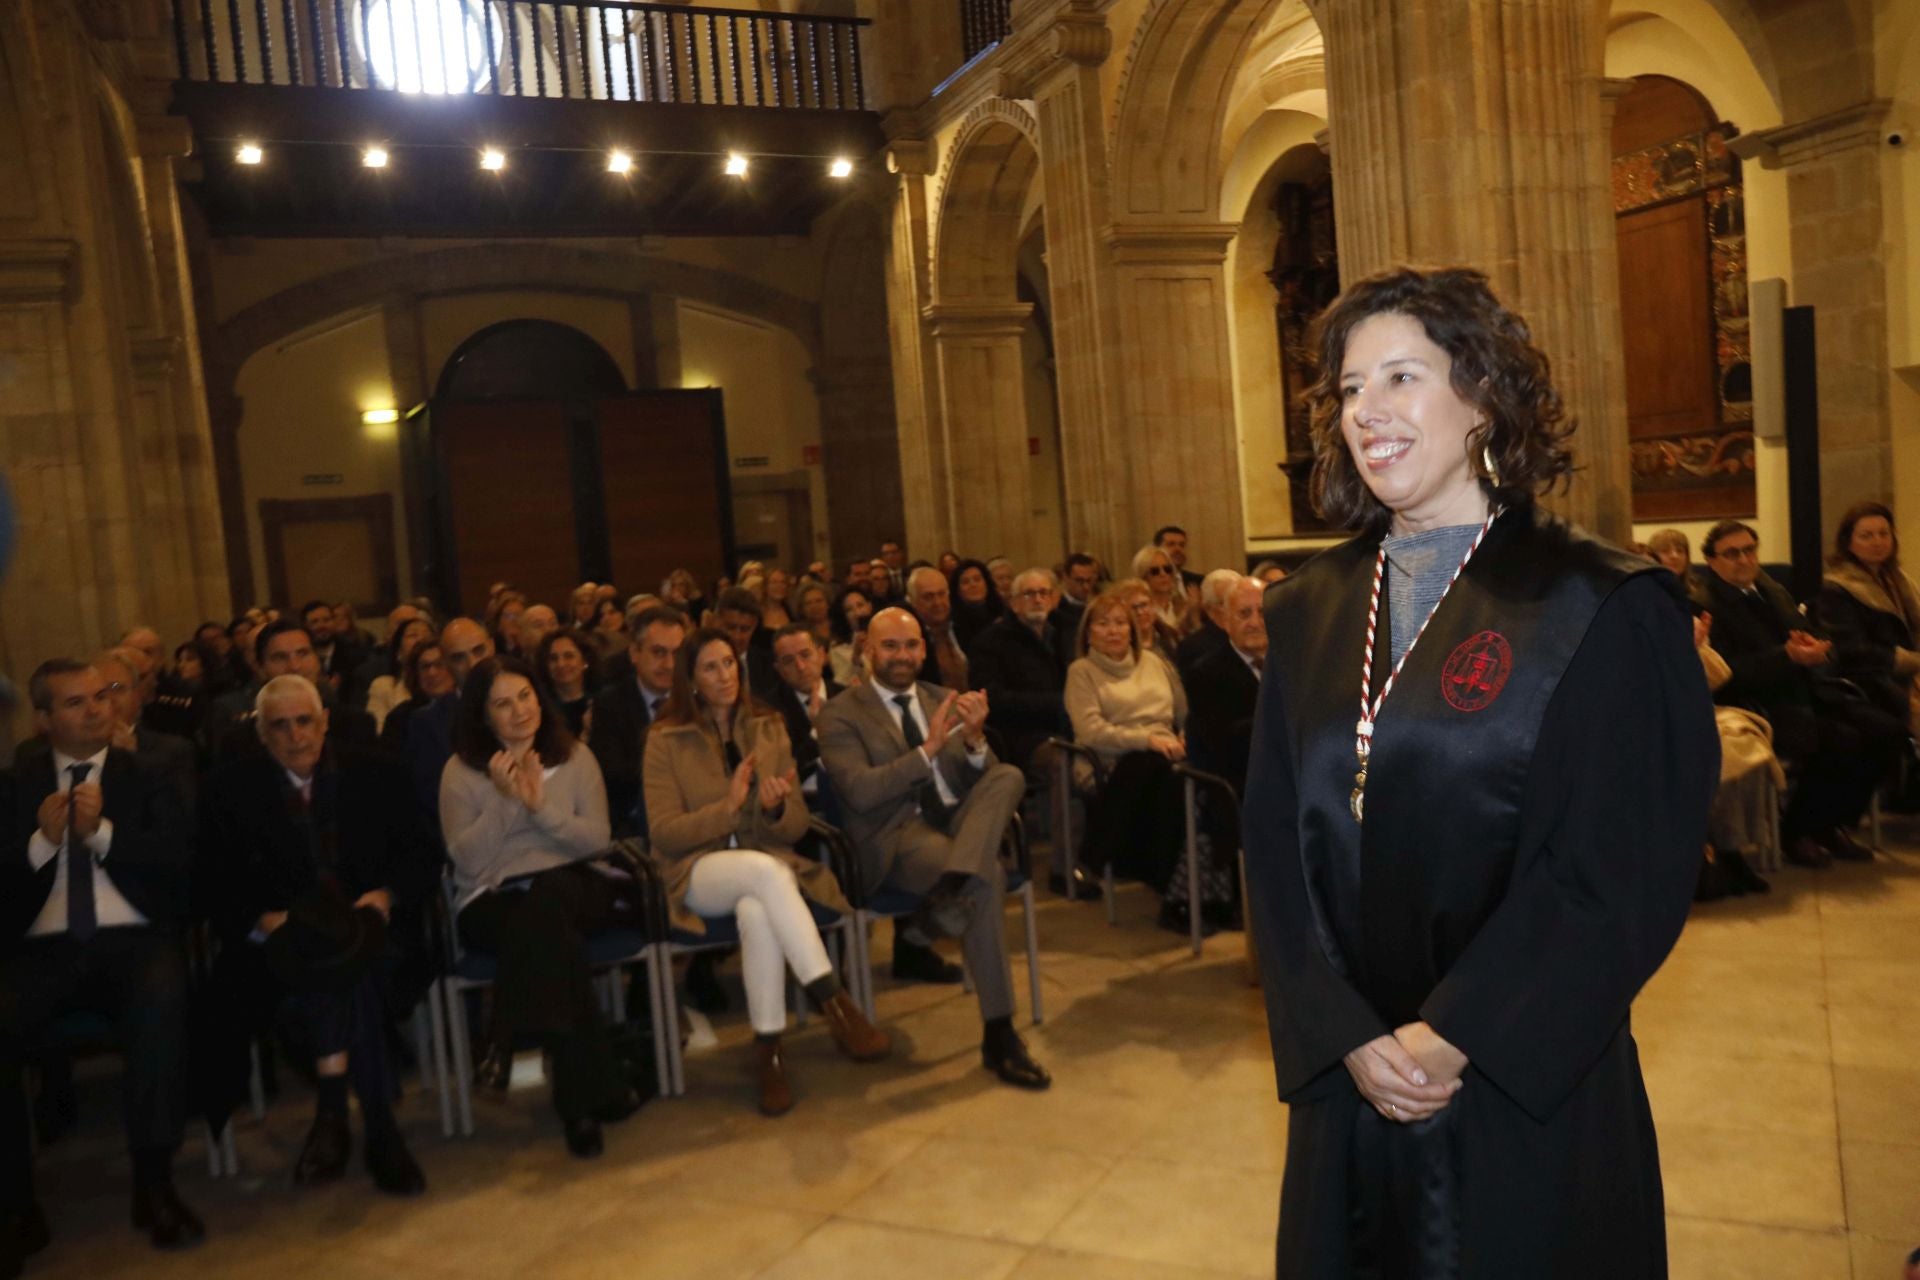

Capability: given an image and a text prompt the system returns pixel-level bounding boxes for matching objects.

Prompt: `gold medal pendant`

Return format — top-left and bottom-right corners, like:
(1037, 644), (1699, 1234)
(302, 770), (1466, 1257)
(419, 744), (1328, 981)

(1350, 768), (1367, 824)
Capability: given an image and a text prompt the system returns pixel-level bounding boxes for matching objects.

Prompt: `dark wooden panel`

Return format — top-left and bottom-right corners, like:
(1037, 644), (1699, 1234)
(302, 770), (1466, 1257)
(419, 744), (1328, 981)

(596, 391), (732, 593)
(436, 401), (578, 614)
(1612, 75), (1715, 156)
(260, 493), (398, 614)
(1617, 197), (1716, 439)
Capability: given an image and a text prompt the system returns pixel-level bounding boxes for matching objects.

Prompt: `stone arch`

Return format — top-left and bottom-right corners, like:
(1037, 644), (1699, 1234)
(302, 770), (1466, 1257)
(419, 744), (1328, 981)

(933, 98), (1043, 303)
(1109, 0), (1298, 220)
(213, 243), (822, 373)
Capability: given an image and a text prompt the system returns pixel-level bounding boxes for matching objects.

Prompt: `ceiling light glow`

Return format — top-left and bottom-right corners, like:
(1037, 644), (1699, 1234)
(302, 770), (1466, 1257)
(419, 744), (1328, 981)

(480, 148), (506, 171)
(363, 146), (390, 168)
(829, 157), (853, 178)
(725, 152), (749, 177)
(607, 150), (633, 175)
(235, 142), (263, 165)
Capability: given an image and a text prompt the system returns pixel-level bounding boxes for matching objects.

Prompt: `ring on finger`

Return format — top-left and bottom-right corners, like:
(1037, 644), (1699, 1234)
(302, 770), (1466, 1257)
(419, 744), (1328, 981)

(1387, 1102), (1398, 1118)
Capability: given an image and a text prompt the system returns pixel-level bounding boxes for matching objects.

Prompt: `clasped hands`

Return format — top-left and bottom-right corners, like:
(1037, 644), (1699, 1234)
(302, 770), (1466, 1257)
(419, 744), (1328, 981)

(727, 752), (799, 816)
(1784, 629), (1831, 668)
(487, 749), (546, 811)
(1344, 1022), (1468, 1124)
(37, 784), (104, 846)
(922, 690), (990, 757)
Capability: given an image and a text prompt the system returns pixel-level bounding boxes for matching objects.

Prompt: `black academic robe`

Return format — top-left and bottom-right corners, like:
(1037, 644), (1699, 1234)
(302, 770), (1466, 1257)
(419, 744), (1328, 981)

(1245, 507), (1716, 1279)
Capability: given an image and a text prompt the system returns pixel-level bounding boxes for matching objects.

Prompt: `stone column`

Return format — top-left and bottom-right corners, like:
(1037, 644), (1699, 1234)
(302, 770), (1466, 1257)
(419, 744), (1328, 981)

(1317, 0), (1631, 540)
(1730, 100), (1896, 517)
(815, 356), (906, 567)
(1022, 7), (1128, 564)
(1103, 223), (1246, 566)
(880, 135), (953, 557)
(924, 302), (1038, 565)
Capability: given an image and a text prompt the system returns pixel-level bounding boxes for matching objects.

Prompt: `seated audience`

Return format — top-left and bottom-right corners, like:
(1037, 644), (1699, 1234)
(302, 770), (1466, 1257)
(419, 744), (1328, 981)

(1182, 576), (1266, 921)
(1248, 559), (1287, 586)
(949, 559), (1005, 651)
(1154, 524), (1204, 593)
(1132, 544), (1195, 637)
(535, 627), (599, 737)
(936, 551), (961, 577)
(818, 608), (1051, 1090)
(1115, 576), (1183, 667)
(1815, 501), (1920, 738)
(589, 605), (688, 840)
(761, 568), (794, 631)
(965, 567), (1069, 775)
(876, 540), (908, 600)
(713, 587), (778, 698)
(438, 655), (638, 1158)
(986, 557), (1016, 603)
(378, 640), (454, 754)
(643, 629), (887, 1116)
(210, 621), (377, 761)
(365, 618), (434, 734)
(868, 556), (898, 605)
(1649, 528), (1712, 611)
(1051, 553), (1100, 660)
(2, 660), (202, 1267)
(844, 560), (874, 596)
(342, 603), (428, 711)
(300, 601), (359, 694)
(1699, 519), (1903, 866)
(588, 599), (627, 657)
(200, 675), (430, 1195)
(768, 625), (842, 806)
(515, 604), (560, 659)
(406, 618), (495, 826)
(485, 591), (527, 658)
(828, 588), (874, 685)
(791, 580), (834, 652)
(1064, 590), (1189, 917)
(1694, 615), (1779, 896)
(907, 566), (969, 690)
(1174, 568), (1242, 684)
(569, 583), (600, 629)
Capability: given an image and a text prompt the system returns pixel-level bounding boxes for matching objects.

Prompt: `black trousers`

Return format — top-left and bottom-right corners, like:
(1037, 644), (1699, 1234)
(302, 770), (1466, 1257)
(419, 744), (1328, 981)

(1773, 699), (1906, 838)
(0, 929), (188, 1211)
(457, 863), (634, 1120)
(1083, 750), (1186, 891)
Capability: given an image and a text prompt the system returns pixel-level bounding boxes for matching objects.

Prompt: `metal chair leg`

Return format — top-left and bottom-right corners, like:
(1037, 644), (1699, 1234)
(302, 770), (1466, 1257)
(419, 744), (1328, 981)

(1103, 864), (1117, 925)
(1870, 787), (1884, 848)
(646, 950), (671, 1101)
(247, 1040), (266, 1119)
(447, 986), (476, 1138)
(412, 1002), (435, 1099)
(658, 956), (688, 1097)
(429, 981), (453, 1138)
(1184, 776), (1202, 957)
(1021, 880), (1043, 1025)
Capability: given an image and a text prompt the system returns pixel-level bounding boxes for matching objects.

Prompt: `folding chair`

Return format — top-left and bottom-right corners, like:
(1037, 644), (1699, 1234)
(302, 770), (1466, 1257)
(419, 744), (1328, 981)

(1172, 763), (1240, 958)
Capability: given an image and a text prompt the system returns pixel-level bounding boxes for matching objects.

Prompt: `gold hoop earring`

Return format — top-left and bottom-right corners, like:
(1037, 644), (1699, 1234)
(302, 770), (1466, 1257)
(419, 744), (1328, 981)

(1481, 443), (1499, 488)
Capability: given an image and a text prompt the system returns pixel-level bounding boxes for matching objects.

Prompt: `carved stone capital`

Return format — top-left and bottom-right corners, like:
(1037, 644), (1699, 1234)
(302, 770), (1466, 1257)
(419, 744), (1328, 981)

(923, 301), (1034, 338)
(0, 239), (78, 304)
(129, 333), (181, 379)
(886, 138), (937, 177)
(1726, 99), (1893, 169)
(1104, 222), (1238, 266)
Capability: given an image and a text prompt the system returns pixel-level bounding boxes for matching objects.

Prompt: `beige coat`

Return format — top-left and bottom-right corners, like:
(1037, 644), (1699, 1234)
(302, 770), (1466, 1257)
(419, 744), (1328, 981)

(641, 709), (850, 935)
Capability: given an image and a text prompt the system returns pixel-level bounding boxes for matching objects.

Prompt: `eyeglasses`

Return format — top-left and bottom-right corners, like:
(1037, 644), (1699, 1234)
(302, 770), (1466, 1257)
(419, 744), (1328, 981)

(1714, 544), (1759, 561)
(1014, 588), (1052, 600)
(1145, 566), (1173, 577)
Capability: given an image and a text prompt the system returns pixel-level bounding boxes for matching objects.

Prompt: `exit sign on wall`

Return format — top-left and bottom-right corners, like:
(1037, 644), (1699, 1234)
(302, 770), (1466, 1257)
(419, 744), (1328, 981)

(802, 444), (821, 465)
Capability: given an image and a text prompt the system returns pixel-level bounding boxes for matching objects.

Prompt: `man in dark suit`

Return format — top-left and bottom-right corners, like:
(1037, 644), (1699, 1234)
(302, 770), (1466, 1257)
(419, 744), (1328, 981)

(201, 675), (431, 1197)
(588, 605), (687, 840)
(1049, 553), (1100, 665)
(817, 609), (1050, 1091)
(1698, 519), (1903, 865)
(1186, 576), (1266, 799)
(405, 616), (495, 834)
(713, 587), (778, 699)
(906, 567), (968, 690)
(1, 660), (202, 1271)
(878, 540), (909, 602)
(1155, 525), (1205, 593)
(768, 624), (843, 803)
(965, 567), (1069, 774)
(1173, 569), (1241, 686)
(209, 621), (377, 762)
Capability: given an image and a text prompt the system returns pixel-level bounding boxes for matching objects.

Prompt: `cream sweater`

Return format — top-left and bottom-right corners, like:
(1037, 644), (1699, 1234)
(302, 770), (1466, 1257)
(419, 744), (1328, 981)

(1064, 648), (1187, 768)
(439, 746), (611, 906)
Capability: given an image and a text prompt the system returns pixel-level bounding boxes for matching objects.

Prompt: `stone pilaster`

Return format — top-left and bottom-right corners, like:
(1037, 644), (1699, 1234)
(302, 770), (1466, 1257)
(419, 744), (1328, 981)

(1102, 223), (1246, 567)
(1731, 100), (1896, 518)
(880, 135), (952, 558)
(924, 302), (1038, 565)
(815, 357), (906, 568)
(1319, 0), (1631, 539)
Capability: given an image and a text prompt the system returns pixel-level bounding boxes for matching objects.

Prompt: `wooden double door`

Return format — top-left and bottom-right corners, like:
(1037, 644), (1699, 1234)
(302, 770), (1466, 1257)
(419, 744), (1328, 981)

(410, 390), (733, 617)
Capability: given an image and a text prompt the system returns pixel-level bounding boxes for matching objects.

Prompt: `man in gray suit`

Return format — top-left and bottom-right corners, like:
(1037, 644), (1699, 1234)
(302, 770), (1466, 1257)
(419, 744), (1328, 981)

(817, 608), (1051, 1090)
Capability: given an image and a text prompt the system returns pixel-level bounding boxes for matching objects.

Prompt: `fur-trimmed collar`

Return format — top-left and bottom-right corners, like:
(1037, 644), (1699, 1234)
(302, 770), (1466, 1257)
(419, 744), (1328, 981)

(1823, 559), (1920, 630)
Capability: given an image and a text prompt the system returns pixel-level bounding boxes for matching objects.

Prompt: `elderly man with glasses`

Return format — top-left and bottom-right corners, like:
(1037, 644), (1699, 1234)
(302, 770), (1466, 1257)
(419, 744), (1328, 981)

(1699, 520), (1904, 866)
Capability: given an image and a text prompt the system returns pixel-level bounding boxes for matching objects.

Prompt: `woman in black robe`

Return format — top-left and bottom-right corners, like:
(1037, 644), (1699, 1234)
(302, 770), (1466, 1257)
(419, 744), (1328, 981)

(1243, 266), (1717, 1278)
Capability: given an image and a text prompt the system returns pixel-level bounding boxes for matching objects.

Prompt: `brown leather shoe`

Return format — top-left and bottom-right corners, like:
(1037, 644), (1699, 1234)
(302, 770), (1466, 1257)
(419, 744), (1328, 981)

(1827, 826), (1877, 862)
(821, 992), (892, 1062)
(753, 1038), (794, 1117)
(1785, 837), (1833, 869)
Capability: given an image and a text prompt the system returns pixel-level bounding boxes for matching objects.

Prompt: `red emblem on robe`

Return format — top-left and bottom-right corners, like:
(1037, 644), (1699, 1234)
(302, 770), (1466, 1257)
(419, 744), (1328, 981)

(1441, 630), (1512, 712)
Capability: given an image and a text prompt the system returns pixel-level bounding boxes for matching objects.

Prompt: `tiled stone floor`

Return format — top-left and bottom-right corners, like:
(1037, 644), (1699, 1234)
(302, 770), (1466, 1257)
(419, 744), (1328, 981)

(21, 832), (1920, 1278)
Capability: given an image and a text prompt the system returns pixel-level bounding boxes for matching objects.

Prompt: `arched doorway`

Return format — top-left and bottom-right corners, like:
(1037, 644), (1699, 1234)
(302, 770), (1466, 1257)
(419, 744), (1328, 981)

(1612, 74), (1755, 523)
(436, 319), (628, 401)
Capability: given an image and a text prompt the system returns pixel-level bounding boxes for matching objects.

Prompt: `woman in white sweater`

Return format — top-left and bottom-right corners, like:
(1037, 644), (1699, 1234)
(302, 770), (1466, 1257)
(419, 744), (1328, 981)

(439, 654), (635, 1159)
(1063, 591), (1190, 912)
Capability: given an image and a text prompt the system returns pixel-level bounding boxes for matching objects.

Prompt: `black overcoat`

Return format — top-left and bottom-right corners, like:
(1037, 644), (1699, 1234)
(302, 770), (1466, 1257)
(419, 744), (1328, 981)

(1244, 508), (1717, 1278)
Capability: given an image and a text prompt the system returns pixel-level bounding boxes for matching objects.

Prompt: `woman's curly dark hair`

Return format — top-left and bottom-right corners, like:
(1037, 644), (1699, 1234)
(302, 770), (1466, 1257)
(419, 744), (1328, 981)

(1303, 266), (1577, 534)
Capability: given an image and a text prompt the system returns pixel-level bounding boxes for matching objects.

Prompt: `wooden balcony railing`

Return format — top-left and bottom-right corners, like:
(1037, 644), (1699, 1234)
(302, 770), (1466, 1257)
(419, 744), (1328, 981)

(171, 0), (868, 110)
(959, 0), (1011, 62)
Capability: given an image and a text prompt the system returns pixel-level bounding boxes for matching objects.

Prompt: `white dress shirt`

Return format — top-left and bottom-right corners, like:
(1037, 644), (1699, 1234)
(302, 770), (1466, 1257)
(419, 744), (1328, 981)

(888, 682), (987, 808)
(27, 747), (147, 936)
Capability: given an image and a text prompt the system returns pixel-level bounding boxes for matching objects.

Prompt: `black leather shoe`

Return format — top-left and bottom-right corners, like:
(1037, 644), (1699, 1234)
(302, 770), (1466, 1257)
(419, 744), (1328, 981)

(685, 953), (730, 1013)
(365, 1128), (427, 1197)
(1785, 837), (1833, 869)
(982, 1031), (1052, 1091)
(563, 1115), (604, 1159)
(474, 1044), (513, 1098)
(892, 937), (964, 984)
(293, 1110), (352, 1186)
(130, 1182), (205, 1252)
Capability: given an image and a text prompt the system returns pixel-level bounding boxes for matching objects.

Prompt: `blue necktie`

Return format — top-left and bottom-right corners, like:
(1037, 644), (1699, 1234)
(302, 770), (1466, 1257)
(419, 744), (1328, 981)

(66, 762), (97, 941)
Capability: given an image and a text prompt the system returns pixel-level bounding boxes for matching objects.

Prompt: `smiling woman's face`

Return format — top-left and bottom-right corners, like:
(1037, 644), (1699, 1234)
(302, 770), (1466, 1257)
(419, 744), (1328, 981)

(1339, 311), (1486, 534)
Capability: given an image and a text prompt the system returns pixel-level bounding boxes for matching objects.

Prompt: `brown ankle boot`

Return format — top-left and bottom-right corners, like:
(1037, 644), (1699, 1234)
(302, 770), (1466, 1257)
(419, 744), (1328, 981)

(821, 992), (892, 1062)
(753, 1037), (794, 1117)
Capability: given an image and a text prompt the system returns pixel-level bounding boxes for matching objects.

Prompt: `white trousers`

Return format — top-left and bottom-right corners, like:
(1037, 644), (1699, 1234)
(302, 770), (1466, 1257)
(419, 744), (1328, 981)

(682, 850), (835, 1035)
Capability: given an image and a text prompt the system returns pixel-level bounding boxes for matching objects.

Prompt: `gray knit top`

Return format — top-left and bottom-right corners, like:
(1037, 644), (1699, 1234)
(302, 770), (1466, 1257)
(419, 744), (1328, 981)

(1382, 523), (1485, 668)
